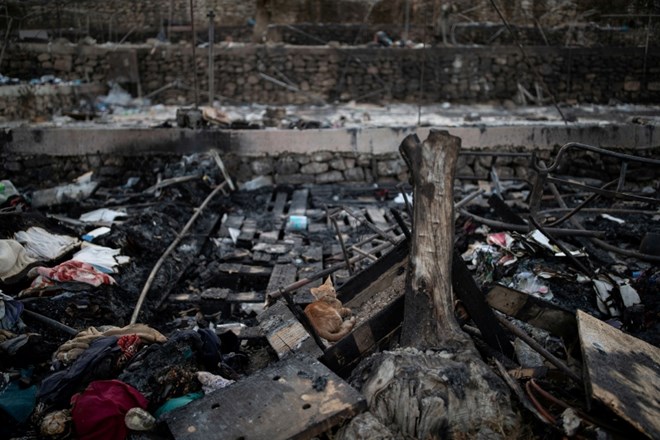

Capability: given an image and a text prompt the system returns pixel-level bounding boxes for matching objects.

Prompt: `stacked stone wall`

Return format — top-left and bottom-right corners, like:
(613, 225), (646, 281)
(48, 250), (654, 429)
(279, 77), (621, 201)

(2, 146), (657, 192)
(4, 43), (659, 109)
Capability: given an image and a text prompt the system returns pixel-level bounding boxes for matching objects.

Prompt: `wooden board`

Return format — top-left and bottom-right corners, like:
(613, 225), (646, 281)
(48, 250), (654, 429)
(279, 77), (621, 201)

(452, 251), (515, 358)
(237, 218), (258, 248)
(201, 288), (264, 303)
(257, 301), (323, 360)
(266, 264), (298, 295)
(365, 206), (394, 240)
(578, 310), (660, 439)
(166, 356), (367, 440)
(271, 191), (289, 224)
(321, 295), (404, 378)
(297, 246), (323, 301)
(212, 263), (272, 291)
(486, 284), (576, 341)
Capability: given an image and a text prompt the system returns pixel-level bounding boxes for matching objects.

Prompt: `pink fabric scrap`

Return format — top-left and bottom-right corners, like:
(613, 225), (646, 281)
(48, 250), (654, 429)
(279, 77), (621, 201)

(30, 260), (115, 289)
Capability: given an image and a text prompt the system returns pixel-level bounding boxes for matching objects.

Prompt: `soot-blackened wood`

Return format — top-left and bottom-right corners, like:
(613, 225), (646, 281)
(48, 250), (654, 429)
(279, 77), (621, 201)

(338, 131), (521, 439)
(399, 130), (467, 347)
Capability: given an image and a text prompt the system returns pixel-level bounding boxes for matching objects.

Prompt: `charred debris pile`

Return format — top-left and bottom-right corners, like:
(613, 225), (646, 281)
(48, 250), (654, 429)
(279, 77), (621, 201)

(0, 136), (659, 439)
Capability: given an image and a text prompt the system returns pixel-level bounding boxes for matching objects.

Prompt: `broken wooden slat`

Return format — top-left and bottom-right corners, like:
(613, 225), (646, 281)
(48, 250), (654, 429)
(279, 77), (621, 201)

(578, 310), (660, 439)
(253, 242), (291, 255)
(297, 245), (323, 302)
(289, 188), (309, 216)
(217, 263), (272, 277)
(165, 356), (366, 440)
(322, 293), (404, 379)
(266, 264), (298, 296)
(152, 211), (222, 311)
(320, 241), (409, 377)
(365, 205), (397, 242)
(257, 301), (323, 360)
(201, 288), (264, 303)
(237, 218), (257, 248)
(205, 263), (272, 291)
(271, 191), (289, 222)
(452, 251), (515, 358)
(486, 284), (577, 341)
(488, 194), (526, 225)
(258, 230), (280, 244)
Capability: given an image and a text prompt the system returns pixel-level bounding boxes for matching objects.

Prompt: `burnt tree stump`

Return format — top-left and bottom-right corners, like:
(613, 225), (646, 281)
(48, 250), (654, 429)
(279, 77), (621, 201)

(338, 131), (520, 439)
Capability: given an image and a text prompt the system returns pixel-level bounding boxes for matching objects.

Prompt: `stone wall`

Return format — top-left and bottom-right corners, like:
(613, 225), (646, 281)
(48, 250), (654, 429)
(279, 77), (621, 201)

(0, 150), (551, 190)
(4, 43), (660, 107)
(0, 83), (106, 121)
(2, 145), (657, 193)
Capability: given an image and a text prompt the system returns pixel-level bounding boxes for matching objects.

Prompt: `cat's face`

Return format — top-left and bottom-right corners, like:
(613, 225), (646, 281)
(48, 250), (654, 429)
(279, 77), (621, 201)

(310, 277), (336, 300)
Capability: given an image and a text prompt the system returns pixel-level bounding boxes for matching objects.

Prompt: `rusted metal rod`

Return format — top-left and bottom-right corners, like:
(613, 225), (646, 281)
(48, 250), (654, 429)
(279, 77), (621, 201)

(496, 314), (582, 384)
(458, 209), (605, 237)
(342, 206), (398, 245)
(330, 216), (353, 275)
(548, 182), (660, 263)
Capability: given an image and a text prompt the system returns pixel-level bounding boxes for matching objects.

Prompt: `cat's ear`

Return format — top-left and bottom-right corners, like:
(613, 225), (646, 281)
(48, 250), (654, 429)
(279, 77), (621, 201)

(323, 277), (334, 288)
(310, 286), (321, 299)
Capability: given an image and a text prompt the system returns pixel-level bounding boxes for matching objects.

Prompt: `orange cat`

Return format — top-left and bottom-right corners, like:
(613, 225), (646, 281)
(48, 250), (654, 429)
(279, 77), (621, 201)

(304, 278), (355, 342)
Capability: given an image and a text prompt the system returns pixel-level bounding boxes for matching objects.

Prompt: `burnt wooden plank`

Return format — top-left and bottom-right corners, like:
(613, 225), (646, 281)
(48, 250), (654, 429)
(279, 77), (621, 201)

(365, 206), (390, 229)
(259, 230), (280, 244)
(154, 211), (223, 308)
(257, 301), (323, 359)
(237, 218), (257, 248)
(297, 245), (323, 301)
(321, 294), (404, 378)
(317, 241), (409, 377)
(253, 242), (292, 255)
(486, 284), (576, 341)
(266, 264), (298, 294)
(252, 251), (272, 263)
(289, 189), (309, 216)
(488, 194), (526, 225)
(272, 191), (288, 221)
(165, 356), (366, 440)
(210, 263), (272, 291)
(452, 251), (515, 358)
(222, 325), (264, 340)
(337, 240), (408, 303)
(201, 288), (264, 303)
(578, 310), (660, 439)
(217, 263), (272, 277)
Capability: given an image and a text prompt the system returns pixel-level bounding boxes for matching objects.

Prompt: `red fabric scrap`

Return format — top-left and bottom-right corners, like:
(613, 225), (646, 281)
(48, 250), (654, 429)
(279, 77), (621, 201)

(31, 260), (115, 289)
(71, 380), (148, 440)
(117, 334), (142, 366)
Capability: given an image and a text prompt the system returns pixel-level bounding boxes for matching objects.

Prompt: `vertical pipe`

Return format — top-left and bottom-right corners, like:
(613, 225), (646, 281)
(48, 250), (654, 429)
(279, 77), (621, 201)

(207, 10), (216, 106)
(404, 0), (410, 42)
(189, 0), (199, 108)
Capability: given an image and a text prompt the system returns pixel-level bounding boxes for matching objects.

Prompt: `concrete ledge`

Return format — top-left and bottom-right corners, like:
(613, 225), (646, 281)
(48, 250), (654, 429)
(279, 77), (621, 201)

(1, 123), (657, 157)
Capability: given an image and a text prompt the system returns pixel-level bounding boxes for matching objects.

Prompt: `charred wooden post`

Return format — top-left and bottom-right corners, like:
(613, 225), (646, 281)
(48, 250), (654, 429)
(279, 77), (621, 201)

(399, 130), (467, 347)
(338, 130), (521, 440)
